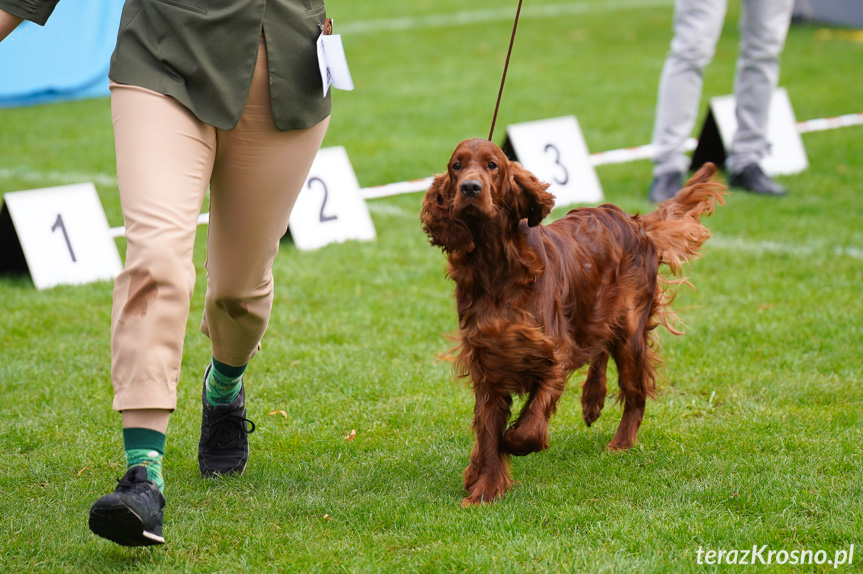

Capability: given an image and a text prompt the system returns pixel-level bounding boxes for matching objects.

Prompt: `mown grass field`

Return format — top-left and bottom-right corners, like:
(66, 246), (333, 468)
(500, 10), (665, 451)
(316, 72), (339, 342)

(1, 0), (861, 572)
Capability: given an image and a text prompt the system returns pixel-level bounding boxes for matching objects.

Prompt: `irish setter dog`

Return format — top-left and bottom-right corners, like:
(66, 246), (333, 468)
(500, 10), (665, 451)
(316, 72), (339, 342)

(421, 138), (725, 506)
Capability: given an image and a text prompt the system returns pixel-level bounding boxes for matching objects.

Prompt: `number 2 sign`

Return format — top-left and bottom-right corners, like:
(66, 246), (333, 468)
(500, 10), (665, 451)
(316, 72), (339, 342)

(1, 183), (122, 290)
(288, 146), (376, 251)
(504, 116), (603, 207)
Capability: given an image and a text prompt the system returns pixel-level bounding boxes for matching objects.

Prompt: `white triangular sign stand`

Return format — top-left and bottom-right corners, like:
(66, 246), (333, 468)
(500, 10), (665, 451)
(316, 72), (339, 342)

(502, 115), (603, 207)
(288, 146), (376, 251)
(0, 183), (122, 290)
(693, 87), (808, 176)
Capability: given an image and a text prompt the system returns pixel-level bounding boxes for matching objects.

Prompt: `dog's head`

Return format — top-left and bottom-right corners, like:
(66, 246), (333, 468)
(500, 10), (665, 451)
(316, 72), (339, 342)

(421, 138), (555, 253)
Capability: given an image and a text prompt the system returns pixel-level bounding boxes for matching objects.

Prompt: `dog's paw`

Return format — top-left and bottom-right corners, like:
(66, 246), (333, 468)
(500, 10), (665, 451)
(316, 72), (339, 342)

(462, 470), (514, 506)
(502, 425), (548, 456)
(581, 390), (606, 427)
(461, 494), (496, 508)
(582, 404), (602, 427)
(606, 438), (634, 451)
(460, 485), (505, 507)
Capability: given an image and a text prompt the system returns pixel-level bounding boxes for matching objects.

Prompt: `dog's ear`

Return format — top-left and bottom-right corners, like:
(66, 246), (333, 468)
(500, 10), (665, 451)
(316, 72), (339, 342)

(421, 173), (475, 253)
(510, 161), (555, 227)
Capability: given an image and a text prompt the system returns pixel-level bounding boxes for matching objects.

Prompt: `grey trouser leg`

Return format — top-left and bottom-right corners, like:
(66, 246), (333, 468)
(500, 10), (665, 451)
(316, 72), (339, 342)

(651, 0), (793, 177)
(725, 0), (794, 175)
(651, 0), (727, 176)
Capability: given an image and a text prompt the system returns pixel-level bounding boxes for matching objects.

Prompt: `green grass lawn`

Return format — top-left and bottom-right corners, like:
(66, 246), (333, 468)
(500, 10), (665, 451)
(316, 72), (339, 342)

(1, 1), (862, 572)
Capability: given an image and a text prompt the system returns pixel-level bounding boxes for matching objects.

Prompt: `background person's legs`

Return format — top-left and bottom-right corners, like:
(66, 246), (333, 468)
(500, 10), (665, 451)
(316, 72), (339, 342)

(727, 0), (795, 175)
(651, 0), (728, 177)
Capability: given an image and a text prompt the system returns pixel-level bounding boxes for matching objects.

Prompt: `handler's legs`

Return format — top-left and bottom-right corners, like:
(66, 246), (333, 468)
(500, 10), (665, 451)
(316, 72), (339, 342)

(91, 83), (217, 547)
(196, 36), (329, 477)
(201, 38), (329, 362)
(111, 84), (216, 414)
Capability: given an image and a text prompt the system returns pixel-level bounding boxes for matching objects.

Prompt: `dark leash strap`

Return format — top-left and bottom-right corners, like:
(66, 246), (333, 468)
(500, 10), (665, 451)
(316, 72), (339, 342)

(489, 0), (524, 142)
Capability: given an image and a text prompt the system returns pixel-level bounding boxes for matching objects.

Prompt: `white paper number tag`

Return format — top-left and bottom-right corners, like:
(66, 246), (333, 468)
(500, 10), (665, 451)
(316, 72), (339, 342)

(504, 116), (603, 207)
(288, 146), (376, 251)
(2, 183), (122, 290)
(317, 32), (354, 97)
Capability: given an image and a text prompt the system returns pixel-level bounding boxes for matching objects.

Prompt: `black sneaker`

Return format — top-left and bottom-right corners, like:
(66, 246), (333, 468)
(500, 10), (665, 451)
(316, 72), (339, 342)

(729, 163), (788, 196)
(89, 466), (165, 546)
(198, 365), (256, 477)
(648, 170), (684, 203)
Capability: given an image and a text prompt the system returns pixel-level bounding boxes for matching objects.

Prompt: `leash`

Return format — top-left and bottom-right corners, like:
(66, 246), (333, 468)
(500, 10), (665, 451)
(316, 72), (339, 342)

(489, 0), (524, 142)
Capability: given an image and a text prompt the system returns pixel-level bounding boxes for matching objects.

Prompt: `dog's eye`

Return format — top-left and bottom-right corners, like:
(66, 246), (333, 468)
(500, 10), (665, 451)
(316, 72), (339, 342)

(452, 162), (462, 171)
(488, 161), (498, 170)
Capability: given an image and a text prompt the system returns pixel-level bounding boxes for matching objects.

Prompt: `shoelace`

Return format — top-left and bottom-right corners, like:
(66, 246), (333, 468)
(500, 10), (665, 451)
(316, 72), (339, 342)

(205, 411), (256, 449)
(115, 468), (152, 493)
(116, 475), (137, 490)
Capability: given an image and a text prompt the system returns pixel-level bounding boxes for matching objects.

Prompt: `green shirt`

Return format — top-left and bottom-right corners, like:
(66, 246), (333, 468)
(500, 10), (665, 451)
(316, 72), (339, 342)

(2, 0), (332, 131)
(0, 0), (60, 25)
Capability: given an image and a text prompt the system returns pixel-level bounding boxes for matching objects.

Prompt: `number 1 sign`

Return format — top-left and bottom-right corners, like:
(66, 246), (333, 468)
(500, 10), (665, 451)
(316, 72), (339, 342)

(1, 183), (122, 290)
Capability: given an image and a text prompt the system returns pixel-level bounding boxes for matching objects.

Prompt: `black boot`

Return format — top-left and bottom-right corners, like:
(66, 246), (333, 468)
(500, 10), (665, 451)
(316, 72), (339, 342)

(729, 164), (788, 196)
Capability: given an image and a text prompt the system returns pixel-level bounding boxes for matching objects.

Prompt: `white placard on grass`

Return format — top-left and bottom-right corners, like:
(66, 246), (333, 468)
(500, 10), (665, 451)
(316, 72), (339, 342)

(700, 87), (808, 176)
(288, 146), (376, 251)
(1, 183), (122, 290)
(503, 115), (603, 207)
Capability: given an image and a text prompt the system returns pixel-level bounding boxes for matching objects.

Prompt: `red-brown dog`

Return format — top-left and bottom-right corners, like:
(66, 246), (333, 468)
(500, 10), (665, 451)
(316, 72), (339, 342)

(421, 138), (725, 506)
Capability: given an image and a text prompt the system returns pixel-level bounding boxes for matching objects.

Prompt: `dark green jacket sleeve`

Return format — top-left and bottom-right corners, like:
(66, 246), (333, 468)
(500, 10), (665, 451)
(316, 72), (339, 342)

(109, 0), (332, 132)
(0, 0), (61, 26)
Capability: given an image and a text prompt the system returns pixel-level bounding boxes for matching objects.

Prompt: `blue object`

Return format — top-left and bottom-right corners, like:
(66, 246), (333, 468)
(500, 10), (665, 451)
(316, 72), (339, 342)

(0, 0), (123, 108)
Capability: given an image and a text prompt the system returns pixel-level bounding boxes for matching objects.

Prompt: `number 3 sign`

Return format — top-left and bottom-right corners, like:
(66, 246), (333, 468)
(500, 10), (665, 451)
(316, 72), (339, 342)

(288, 146), (376, 251)
(503, 115), (603, 207)
(1, 183), (122, 290)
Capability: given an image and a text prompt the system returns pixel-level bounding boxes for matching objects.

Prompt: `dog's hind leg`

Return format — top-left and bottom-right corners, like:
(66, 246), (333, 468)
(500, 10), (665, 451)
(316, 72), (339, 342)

(581, 352), (609, 427)
(607, 393), (645, 451)
(607, 334), (654, 451)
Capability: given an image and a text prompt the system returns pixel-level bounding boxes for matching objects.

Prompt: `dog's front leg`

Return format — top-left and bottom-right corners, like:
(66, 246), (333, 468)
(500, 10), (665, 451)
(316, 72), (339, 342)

(463, 441), (482, 493)
(462, 389), (513, 507)
(502, 368), (565, 456)
(501, 389), (558, 456)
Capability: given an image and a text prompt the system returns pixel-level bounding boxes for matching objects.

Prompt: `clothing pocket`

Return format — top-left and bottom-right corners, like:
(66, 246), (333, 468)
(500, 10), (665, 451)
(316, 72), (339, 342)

(306, 2), (325, 16)
(152, 0), (208, 15)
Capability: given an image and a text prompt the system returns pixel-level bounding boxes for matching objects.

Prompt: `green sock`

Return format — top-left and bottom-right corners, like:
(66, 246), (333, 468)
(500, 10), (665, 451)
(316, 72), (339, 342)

(205, 358), (247, 405)
(123, 427), (166, 492)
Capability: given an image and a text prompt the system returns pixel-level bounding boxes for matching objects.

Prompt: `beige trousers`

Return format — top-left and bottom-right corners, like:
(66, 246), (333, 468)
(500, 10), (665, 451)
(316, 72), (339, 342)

(110, 36), (329, 412)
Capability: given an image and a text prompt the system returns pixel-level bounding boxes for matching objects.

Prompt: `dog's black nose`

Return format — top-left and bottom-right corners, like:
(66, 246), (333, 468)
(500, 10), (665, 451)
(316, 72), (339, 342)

(460, 179), (482, 197)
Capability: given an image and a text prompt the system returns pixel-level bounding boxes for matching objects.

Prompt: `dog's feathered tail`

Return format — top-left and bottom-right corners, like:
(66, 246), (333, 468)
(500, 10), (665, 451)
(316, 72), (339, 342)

(641, 162), (726, 274)
(640, 162), (727, 334)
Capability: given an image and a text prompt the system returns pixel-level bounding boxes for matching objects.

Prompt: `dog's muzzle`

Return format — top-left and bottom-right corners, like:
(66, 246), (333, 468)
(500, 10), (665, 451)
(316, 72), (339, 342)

(460, 179), (482, 198)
